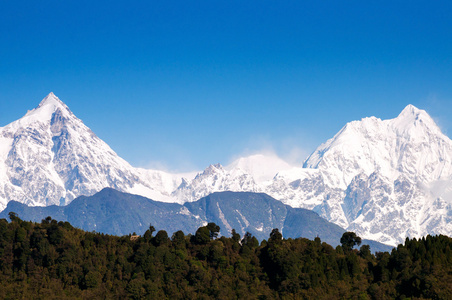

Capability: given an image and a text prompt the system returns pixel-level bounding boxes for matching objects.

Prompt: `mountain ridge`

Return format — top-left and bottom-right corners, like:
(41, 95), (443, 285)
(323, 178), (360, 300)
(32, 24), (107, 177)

(0, 93), (451, 246)
(0, 188), (393, 252)
(0, 93), (191, 211)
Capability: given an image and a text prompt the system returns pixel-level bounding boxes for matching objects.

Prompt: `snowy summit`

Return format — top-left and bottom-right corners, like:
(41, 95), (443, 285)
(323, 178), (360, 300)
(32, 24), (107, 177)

(0, 94), (451, 246)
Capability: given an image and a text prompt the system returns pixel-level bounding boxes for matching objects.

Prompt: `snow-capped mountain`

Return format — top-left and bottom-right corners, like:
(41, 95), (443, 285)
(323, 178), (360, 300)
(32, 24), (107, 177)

(0, 93), (189, 211)
(1, 93), (451, 246)
(172, 105), (452, 245)
(304, 104), (452, 189)
(296, 105), (452, 245)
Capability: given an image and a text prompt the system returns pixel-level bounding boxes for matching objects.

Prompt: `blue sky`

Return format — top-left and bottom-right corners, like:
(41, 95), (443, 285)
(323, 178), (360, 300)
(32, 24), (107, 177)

(1, 1), (452, 171)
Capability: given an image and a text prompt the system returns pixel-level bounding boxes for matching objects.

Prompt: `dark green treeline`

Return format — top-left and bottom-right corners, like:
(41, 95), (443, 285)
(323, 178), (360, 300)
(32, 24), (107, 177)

(0, 212), (451, 299)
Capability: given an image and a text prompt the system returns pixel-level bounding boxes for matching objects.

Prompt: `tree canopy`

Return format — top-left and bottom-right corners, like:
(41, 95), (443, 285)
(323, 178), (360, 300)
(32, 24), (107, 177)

(340, 231), (362, 251)
(0, 213), (451, 299)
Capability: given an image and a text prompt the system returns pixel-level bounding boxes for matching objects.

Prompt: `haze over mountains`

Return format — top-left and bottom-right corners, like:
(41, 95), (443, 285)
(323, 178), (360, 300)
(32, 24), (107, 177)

(1, 93), (451, 246)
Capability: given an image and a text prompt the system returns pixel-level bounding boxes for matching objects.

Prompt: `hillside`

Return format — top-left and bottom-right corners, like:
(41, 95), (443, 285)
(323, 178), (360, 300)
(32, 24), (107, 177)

(0, 214), (451, 299)
(0, 189), (392, 252)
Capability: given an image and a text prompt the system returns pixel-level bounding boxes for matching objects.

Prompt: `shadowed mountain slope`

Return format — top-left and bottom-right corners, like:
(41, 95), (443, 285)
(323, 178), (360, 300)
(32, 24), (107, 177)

(0, 188), (392, 252)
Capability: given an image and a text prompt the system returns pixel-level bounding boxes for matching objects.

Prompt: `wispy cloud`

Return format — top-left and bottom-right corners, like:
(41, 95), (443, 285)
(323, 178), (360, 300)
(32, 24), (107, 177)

(420, 93), (452, 137)
(225, 134), (314, 168)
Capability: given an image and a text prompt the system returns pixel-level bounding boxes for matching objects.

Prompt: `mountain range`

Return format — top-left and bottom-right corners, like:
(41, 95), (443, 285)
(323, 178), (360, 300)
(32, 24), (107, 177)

(0, 188), (392, 252)
(1, 93), (451, 246)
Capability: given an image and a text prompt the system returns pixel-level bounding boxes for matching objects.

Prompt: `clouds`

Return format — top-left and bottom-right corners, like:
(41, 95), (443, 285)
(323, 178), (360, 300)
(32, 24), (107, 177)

(225, 133), (313, 169)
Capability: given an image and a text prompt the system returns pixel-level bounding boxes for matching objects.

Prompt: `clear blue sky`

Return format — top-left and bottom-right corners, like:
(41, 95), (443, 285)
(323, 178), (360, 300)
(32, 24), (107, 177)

(1, 1), (452, 171)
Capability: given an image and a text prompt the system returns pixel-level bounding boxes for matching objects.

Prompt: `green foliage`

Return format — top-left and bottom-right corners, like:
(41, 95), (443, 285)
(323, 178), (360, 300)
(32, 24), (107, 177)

(171, 230), (186, 249)
(193, 226), (210, 245)
(143, 225), (154, 242)
(241, 232), (259, 248)
(206, 222), (220, 240)
(0, 212), (451, 299)
(153, 230), (169, 246)
(341, 231), (362, 251)
(269, 228), (282, 243)
(231, 229), (241, 243)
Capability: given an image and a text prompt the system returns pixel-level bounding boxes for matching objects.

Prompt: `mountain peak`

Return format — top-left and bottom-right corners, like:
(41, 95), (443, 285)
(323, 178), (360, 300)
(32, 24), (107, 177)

(397, 104), (426, 119)
(40, 91), (57, 101)
(392, 104), (439, 135)
(37, 92), (67, 110)
(2, 93), (75, 132)
(303, 104), (449, 187)
(203, 163), (224, 174)
(23, 92), (74, 123)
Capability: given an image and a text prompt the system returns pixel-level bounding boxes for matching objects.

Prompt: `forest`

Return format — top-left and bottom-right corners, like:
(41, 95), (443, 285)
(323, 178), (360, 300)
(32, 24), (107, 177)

(0, 212), (451, 299)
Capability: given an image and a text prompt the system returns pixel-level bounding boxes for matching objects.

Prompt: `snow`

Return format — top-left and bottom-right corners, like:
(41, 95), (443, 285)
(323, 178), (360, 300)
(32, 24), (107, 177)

(236, 209), (250, 227)
(0, 137), (12, 181)
(274, 167), (318, 183)
(217, 202), (232, 233)
(1, 96), (451, 247)
(0, 93), (185, 208)
(172, 104), (452, 245)
(5, 93), (69, 132)
(128, 183), (169, 202)
(226, 153), (293, 184)
(178, 207), (191, 216)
